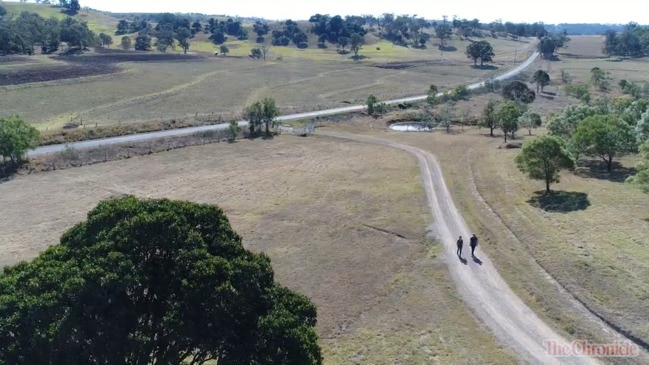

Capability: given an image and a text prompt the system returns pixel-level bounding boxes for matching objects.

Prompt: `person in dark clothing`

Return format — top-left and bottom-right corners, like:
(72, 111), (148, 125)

(470, 234), (478, 256)
(456, 236), (463, 257)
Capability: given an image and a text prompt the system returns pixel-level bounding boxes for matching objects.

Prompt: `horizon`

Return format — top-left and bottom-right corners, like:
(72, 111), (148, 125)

(2, 0), (646, 25)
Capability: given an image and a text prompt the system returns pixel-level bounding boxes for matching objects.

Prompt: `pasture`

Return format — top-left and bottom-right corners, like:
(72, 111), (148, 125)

(0, 9), (536, 132)
(0, 136), (517, 364)
(321, 86), (649, 361)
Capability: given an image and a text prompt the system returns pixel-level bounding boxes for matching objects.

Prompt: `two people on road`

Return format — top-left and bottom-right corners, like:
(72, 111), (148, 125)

(456, 234), (478, 259)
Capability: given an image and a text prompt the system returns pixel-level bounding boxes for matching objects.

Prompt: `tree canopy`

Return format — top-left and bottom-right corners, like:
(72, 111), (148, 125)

(515, 135), (575, 193)
(496, 100), (522, 142)
(244, 98), (280, 135)
(465, 40), (494, 66)
(0, 196), (322, 365)
(532, 70), (550, 93)
(573, 114), (637, 171)
(603, 23), (649, 57)
(626, 141), (649, 193)
(0, 11), (96, 55)
(0, 114), (40, 165)
(502, 81), (536, 104)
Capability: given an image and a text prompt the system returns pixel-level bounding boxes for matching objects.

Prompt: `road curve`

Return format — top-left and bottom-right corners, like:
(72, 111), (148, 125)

(28, 52), (539, 157)
(316, 131), (599, 365)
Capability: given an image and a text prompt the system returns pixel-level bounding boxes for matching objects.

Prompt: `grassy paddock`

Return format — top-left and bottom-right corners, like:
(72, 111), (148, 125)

(0, 136), (516, 364)
(319, 112), (649, 362)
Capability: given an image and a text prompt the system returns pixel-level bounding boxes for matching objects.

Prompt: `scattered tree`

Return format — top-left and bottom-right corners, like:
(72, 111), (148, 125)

(250, 47), (262, 59)
(366, 94), (387, 117)
(573, 114), (637, 171)
(435, 23), (453, 49)
(120, 36), (131, 50)
(590, 67), (610, 91)
(519, 110), (543, 135)
(465, 40), (495, 66)
(626, 141), (649, 193)
(426, 84), (439, 107)
(0, 115), (40, 165)
(502, 80), (536, 104)
(337, 36), (350, 53)
(244, 98), (280, 135)
(496, 101), (522, 142)
(0, 196), (323, 364)
(515, 135), (575, 193)
(636, 110), (649, 144)
(98, 33), (113, 48)
(481, 99), (499, 137)
(244, 101), (263, 134)
(219, 44), (229, 56)
(154, 24), (175, 52)
(439, 101), (456, 133)
(229, 120), (241, 142)
(134, 33), (151, 51)
(175, 27), (191, 54)
(350, 33), (365, 59)
(532, 70), (550, 93)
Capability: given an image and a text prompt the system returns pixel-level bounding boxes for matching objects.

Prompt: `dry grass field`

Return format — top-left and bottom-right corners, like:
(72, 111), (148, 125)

(320, 109), (649, 362)
(0, 136), (517, 364)
(0, 21), (536, 131)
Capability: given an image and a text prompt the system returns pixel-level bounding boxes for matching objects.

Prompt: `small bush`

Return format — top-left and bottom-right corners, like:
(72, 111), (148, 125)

(297, 42), (308, 49)
(256, 36), (265, 44)
(564, 84), (590, 99)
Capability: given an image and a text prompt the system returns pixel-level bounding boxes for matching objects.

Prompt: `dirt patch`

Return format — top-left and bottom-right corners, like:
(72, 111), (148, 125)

(0, 52), (206, 86)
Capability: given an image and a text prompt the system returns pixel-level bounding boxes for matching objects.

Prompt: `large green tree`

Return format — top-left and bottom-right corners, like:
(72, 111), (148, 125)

(0, 196), (322, 365)
(350, 33), (364, 59)
(175, 27), (191, 54)
(481, 99), (499, 137)
(532, 70), (550, 93)
(465, 40), (494, 66)
(435, 23), (452, 48)
(0, 115), (40, 165)
(244, 98), (280, 136)
(573, 114), (637, 171)
(515, 135), (575, 193)
(502, 81), (536, 104)
(496, 100), (522, 142)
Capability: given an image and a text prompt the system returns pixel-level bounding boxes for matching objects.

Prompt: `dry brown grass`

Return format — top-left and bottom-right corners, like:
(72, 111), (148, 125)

(0, 136), (516, 364)
(320, 113), (649, 363)
(0, 36), (535, 132)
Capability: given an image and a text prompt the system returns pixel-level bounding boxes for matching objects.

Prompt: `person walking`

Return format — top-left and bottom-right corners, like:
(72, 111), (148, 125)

(470, 234), (478, 257)
(456, 236), (464, 257)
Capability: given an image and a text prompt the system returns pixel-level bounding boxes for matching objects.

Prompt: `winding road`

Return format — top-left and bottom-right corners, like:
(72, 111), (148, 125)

(28, 51), (539, 157)
(24, 51), (636, 363)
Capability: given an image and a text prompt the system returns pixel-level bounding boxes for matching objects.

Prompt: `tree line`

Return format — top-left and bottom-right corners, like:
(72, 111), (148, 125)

(0, 5), (95, 54)
(603, 23), (649, 57)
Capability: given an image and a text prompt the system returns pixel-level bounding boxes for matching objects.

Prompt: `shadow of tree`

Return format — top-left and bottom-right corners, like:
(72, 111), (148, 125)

(527, 190), (591, 213)
(574, 160), (637, 183)
(470, 64), (499, 70)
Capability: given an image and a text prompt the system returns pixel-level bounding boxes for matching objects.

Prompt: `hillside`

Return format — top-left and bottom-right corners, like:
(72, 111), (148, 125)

(2, 2), (119, 35)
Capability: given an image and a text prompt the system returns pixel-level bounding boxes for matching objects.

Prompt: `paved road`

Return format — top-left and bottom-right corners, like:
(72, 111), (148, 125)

(28, 52), (539, 157)
(317, 131), (599, 365)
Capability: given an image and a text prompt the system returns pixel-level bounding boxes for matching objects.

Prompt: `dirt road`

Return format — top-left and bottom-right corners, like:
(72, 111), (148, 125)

(317, 131), (601, 365)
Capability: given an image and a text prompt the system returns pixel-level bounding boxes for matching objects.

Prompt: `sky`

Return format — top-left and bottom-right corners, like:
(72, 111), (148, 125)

(6, 0), (646, 24)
